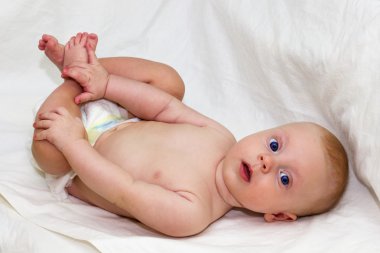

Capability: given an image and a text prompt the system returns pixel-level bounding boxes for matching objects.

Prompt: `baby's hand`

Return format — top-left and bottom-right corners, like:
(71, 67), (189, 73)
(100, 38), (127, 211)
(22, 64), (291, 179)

(33, 107), (87, 152)
(62, 44), (109, 104)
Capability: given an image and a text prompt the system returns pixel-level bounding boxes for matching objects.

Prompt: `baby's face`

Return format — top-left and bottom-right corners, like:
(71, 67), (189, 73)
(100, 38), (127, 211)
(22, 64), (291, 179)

(222, 122), (329, 216)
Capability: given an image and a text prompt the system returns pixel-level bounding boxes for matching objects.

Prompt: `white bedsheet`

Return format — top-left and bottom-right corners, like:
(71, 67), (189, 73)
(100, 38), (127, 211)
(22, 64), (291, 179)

(1, 0), (380, 252)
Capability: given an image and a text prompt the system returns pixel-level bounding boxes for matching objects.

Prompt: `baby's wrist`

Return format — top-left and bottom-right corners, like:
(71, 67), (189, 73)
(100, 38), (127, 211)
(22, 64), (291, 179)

(60, 138), (88, 157)
(103, 74), (114, 100)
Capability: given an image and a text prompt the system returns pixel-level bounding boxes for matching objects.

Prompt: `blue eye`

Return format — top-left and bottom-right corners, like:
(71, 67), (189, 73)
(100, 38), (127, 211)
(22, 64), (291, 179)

(280, 171), (290, 186)
(269, 138), (279, 152)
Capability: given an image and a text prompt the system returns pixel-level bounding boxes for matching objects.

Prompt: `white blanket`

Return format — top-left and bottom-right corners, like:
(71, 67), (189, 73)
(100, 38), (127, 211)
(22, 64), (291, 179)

(1, 0), (380, 252)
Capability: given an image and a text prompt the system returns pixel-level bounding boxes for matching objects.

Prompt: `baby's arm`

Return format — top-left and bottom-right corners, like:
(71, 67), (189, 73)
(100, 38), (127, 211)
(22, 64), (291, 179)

(66, 140), (209, 237)
(34, 107), (210, 237)
(99, 57), (184, 101)
(64, 46), (225, 130)
(33, 40), (184, 175)
(105, 75), (219, 128)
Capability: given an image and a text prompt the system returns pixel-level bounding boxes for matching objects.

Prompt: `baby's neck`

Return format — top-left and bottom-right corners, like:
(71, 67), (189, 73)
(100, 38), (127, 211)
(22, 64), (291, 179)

(215, 160), (240, 208)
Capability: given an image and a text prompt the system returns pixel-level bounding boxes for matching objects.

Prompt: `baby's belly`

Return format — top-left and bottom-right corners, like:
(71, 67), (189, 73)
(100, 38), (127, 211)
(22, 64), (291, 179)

(78, 120), (231, 220)
(92, 121), (222, 188)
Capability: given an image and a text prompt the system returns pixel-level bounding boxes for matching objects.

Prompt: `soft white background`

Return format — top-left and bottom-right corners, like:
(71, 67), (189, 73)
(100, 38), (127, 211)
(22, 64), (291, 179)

(0, 0), (379, 252)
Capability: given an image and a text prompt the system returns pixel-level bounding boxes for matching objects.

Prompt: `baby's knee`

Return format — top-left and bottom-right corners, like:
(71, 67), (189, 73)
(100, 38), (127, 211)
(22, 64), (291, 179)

(31, 138), (71, 176)
(160, 65), (185, 100)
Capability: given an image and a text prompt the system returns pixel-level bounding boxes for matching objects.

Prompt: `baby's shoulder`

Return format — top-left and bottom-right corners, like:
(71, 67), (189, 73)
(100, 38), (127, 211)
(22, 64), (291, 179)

(205, 120), (236, 146)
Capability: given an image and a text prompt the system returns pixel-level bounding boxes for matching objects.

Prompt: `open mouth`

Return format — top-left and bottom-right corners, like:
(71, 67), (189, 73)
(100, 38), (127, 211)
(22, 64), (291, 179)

(240, 161), (252, 183)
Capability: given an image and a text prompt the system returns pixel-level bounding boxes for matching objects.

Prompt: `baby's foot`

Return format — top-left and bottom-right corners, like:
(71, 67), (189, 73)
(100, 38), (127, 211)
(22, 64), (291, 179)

(63, 32), (90, 67)
(38, 34), (64, 70)
(38, 33), (98, 70)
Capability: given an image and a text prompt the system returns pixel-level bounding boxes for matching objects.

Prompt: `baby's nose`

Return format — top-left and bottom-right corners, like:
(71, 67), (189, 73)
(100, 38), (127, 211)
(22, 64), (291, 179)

(258, 154), (275, 173)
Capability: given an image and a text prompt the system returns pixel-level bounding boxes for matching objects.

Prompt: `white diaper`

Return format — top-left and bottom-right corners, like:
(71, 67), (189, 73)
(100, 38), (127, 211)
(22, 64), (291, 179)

(31, 99), (139, 200)
(81, 99), (140, 145)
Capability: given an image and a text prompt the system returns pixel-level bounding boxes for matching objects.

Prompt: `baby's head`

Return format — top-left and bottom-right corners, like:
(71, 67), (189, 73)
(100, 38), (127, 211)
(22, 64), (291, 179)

(221, 122), (348, 222)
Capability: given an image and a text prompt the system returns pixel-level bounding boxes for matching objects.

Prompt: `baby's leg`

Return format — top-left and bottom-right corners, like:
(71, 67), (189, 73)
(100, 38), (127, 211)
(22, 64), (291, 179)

(99, 57), (185, 100)
(32, 81), (82, 175)
(32, 34), (91, 175)
(67, 177), (132, 217)
(39, 34), (184, 100)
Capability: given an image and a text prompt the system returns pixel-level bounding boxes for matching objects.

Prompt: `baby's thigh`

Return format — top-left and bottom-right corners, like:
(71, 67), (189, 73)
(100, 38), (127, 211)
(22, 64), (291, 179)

(32, 81), (83, 175)
(67, 177), (133, 218)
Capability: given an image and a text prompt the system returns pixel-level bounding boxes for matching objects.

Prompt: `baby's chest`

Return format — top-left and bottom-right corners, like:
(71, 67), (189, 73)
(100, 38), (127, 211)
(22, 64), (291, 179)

(96, 122), (228, 189)
(129, 147), (219, 190)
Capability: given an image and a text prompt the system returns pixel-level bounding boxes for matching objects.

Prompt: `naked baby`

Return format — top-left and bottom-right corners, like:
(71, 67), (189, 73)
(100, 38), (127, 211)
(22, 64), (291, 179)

(32, 33), (348, 237)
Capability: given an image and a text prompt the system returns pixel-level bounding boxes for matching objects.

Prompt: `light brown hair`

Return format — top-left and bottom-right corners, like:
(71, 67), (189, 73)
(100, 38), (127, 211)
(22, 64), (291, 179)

(299, 123), (349, 216)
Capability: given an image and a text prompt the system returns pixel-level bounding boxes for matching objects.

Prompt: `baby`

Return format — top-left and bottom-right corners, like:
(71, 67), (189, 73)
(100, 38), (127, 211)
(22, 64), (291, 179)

(32, 33), (348, 237)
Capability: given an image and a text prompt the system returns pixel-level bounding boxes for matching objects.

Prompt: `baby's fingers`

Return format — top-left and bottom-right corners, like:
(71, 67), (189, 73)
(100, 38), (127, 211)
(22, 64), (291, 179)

(33, 129), (49, 141)
(54, 106), (70, 116)
(38, 111), (60, 120)
(62, 66), (89, 85)
(33, 119), (52, 130)
(74, 92), (93, 104)
(64, 62), (89, 69)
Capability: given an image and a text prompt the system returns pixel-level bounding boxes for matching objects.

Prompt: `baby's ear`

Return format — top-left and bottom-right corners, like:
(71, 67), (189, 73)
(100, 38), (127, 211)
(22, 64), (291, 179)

(264, 212), (297, 222)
